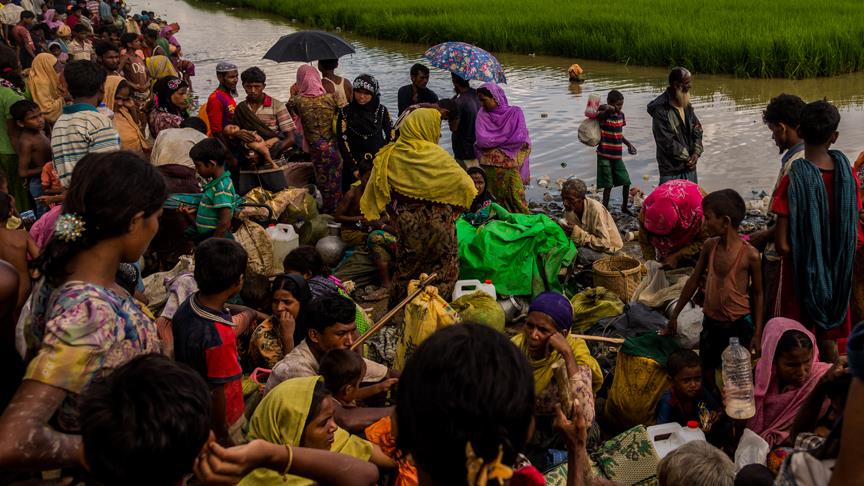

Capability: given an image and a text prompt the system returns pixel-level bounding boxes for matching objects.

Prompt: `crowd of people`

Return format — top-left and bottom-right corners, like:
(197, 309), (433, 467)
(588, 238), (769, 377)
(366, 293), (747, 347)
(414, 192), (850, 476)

(0, 1), (862, 485)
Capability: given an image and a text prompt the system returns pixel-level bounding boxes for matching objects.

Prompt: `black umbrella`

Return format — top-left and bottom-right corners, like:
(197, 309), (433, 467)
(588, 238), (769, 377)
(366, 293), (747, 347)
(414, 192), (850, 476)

(263, 30), (356, 63)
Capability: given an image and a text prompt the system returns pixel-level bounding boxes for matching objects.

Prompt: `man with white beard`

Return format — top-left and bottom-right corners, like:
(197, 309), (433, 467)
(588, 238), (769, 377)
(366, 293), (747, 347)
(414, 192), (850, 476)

(647, 67), (704, 183)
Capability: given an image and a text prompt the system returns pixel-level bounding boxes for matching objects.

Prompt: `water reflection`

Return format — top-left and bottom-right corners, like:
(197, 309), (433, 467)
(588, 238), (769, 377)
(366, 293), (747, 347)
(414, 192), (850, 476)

(137, 0), (864, 198)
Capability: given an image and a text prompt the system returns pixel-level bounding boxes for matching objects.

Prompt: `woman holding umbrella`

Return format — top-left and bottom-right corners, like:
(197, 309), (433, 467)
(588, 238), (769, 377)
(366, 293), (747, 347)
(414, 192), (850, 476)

(475, 83), (532, 214)
(289, 64), (342, 212)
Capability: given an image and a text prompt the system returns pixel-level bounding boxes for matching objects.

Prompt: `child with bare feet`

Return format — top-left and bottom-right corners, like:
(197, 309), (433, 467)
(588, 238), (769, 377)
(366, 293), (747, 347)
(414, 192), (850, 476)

(665, 189), (763, 393)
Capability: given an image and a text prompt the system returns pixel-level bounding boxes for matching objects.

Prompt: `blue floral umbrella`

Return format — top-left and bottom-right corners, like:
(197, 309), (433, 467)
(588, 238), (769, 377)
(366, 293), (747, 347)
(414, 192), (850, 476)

(423, 41), (507, 84)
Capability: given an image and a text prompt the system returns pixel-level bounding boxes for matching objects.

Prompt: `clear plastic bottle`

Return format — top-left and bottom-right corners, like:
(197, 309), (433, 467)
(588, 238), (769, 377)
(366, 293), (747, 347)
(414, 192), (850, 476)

(722, 337), (756, 419)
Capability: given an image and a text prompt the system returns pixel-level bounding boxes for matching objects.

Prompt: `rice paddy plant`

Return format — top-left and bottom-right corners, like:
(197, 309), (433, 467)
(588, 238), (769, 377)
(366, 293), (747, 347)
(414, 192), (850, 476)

(209, 0), (864, 78)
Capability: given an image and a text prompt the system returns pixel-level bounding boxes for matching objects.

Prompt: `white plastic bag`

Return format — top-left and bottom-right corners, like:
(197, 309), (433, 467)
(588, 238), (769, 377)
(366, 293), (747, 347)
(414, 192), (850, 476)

(675, 301), (704, 349)
(577, 117), (600, 147)
(735, 428), (770, 470)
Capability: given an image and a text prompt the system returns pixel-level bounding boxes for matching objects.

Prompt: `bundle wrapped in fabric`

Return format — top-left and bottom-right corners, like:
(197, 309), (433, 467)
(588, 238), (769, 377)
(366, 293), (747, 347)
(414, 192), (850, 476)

(570, 287), (624, 332)
(457, 204), (578, 298)
(450, 291), (506, 333)
(393, 275), (459, 370)
(603, 334), (680, 434)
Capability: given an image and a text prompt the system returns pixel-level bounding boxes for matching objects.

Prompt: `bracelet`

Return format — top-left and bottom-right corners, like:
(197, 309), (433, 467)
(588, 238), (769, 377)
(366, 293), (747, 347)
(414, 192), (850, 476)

(282, 444), (294, 477)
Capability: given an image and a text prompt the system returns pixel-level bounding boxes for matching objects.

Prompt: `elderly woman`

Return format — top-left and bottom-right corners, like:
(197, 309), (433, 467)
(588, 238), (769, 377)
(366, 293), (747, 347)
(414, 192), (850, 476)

(360, 108), (476, 304)
(511, 291), (603, 469)
(558, 178), (623, 255)
(245, 274), (312, 371)
(475, 83), (531, 214)
(638, 179), (707, 269)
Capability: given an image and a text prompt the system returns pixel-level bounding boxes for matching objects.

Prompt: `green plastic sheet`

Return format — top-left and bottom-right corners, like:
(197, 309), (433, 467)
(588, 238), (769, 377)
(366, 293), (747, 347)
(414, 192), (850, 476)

(456, 204), (578, 297)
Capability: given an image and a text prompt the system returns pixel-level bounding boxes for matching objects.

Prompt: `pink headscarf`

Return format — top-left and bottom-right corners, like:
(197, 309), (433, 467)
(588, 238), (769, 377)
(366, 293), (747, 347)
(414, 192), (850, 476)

(296, 64), (325, 97)
(747, 318), (832, 448)
(641, 180), (704, 259)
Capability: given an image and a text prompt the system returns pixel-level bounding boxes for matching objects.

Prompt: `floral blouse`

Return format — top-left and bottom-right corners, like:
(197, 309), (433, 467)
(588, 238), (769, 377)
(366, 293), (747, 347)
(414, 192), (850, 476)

(24, 280), (160, 432)
(289, 94), (338, 142)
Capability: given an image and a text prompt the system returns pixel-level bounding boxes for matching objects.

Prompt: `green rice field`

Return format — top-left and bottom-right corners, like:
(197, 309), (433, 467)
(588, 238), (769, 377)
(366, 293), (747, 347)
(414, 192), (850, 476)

(206, 0), (864, 78)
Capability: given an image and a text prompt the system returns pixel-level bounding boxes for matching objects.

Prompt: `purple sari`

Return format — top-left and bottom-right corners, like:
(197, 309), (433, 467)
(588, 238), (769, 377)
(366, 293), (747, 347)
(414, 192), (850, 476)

(475, 82), (531, 183)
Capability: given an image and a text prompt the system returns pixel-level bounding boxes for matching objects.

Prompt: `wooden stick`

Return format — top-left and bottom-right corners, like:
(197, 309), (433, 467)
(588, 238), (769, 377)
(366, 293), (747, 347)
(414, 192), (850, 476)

(552, 359), (573, 418)
(570, 334), (626, 344)
(350, 273), (438, 351)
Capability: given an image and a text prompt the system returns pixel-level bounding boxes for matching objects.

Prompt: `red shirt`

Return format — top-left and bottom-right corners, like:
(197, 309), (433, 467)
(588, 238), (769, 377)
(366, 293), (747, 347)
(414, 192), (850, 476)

(206, 87), (236, 136)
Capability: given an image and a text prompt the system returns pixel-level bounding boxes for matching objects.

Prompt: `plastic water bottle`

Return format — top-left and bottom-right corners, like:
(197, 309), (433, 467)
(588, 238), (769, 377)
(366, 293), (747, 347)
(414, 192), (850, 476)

(722, 337), (756, 419)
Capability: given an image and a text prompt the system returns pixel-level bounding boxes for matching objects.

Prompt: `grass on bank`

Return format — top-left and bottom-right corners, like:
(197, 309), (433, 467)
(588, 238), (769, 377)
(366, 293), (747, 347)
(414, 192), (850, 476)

(207, 0), (864, 78)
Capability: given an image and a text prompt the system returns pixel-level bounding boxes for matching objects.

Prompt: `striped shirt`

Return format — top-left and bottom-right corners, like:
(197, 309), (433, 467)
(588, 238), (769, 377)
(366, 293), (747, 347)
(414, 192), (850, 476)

(253, 95), (295, 135)
(196, 171), (236, 233)
(597, 111), (626, 160)
(51, 104), (120, 188)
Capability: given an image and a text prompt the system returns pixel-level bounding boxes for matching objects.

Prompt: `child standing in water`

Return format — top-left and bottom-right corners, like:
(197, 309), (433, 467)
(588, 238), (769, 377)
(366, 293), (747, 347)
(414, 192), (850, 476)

(596, 90), (637, 213)
(666, 189), (764, 392)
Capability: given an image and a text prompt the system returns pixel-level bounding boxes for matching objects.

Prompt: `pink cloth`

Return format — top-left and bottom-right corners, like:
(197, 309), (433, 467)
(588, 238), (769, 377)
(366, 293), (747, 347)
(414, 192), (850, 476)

(296, 65), (325, 97)
(29, 205), (63, 250)
(747, 317), (832, 448)
(642, 180), (703, 259)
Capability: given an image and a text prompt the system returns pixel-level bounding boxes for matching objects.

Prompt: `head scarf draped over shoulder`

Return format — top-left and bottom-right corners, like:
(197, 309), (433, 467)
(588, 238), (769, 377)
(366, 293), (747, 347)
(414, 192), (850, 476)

(26, 53), (64, 123)
(360, 108), (477, 220)
(641, 179), (704, 259)
(244, 376), (373, 485)
(475, 82), (531, 161)
(747, 318), (832, 448)
(146, 55), (178, 88)
(295, 64), (325, 97)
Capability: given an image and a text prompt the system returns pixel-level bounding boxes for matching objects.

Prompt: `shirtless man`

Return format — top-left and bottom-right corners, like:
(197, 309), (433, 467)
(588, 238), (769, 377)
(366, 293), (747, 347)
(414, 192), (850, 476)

(318, 59), (352, 108)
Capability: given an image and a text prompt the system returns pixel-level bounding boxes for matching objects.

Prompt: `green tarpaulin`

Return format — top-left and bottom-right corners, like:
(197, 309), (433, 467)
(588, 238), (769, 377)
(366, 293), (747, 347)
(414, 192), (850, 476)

(456, 204), (578, 297)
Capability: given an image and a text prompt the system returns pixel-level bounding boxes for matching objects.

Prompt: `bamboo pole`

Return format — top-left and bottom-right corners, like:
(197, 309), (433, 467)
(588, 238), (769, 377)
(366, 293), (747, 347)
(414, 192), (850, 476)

(570, 334), (625, 344)
(350, 273), (437, 351)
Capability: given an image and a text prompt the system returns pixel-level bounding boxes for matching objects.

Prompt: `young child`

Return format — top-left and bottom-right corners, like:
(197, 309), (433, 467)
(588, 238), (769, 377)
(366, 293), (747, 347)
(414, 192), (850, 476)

(319, 348), (366, 407)
(666, 189), (763, 391)
(172, 238), (256, 446)
(224, 124), (279, 168)
(596, 90), (637, 213)
(68, 23), (95, 61)
(0, 193), (39, 308)
(334, 159), (396, 293)
(187, 137), (238, 239)
(772, 100), (863, 362)
(655, 349), (723, 436)
(11, 100), (52, 217)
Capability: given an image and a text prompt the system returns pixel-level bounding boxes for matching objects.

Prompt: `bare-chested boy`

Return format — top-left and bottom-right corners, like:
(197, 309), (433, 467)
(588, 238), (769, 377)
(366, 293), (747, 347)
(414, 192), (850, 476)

(12, 100), (52, 217)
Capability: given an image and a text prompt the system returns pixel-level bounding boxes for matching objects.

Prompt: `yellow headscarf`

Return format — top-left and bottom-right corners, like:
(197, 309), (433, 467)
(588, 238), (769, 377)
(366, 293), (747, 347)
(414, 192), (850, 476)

(103, 75), (149, 153)
(26, 53), (64, 123)
(145, 55), (177, 88)
(239, 376), (373, 486)
(511, 333), (603, 395)
(360, 108), (477, 220)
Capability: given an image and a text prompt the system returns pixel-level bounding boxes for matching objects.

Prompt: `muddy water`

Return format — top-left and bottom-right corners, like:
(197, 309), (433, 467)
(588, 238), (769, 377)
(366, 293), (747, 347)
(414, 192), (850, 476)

(137, 0), (864, 200)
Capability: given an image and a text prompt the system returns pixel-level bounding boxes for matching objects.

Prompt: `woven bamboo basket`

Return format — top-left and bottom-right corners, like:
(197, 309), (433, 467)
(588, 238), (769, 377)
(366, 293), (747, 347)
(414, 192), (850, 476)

(592, 255), (645, 302)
